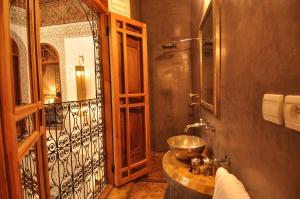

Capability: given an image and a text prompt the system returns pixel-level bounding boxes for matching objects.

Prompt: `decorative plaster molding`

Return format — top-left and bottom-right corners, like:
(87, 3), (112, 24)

(10, 5), (27, 27)
(39, 0), (92, 27)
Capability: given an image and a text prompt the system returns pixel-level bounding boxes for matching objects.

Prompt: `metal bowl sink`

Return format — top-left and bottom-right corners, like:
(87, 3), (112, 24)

(167, 135), (206, 161)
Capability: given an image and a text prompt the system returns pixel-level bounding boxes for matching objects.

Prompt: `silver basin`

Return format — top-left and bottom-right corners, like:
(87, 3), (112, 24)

(167, 135), (206, 160)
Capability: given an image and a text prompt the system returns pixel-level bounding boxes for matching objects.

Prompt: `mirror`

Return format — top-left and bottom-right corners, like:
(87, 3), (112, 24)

(199, 0), (221, 116)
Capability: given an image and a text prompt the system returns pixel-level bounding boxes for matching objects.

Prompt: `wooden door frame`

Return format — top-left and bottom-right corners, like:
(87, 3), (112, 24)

(0, 112), (9, 199)
(0, 0), (114, 198)
(100, 14), (115, 187)
(0, 0), (24, 198)
(109, 13), (151, 186)
(1, 0), (51, 197)
(84, 0), (115, 189)
(76, 0), (115, 189)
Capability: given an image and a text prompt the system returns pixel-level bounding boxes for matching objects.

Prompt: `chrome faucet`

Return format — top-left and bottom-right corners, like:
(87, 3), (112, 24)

(184, 118), (216, 133)
(184, 118), (207, 133)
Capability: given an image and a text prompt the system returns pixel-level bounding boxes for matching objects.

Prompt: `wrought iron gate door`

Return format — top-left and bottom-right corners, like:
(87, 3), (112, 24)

(45, 99), (106, 199)
(43, 3), (108, 198)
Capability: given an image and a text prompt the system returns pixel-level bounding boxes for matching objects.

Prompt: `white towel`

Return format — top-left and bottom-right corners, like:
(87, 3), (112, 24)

(213, 167), (251, 199)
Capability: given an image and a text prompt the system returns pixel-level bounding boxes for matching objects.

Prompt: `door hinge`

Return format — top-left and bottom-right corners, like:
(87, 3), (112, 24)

(106, 26), (110, 36)
(112, 164), (115, 173)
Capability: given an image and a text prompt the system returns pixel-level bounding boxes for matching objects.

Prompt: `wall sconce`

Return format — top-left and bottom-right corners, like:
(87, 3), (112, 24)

(75, 55), (86, 101)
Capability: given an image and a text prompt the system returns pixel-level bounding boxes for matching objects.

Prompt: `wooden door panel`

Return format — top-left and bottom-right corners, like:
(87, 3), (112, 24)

(128, 96), (144, 104)
(110, 13), (150, 186)
(0, 0), (49, 198)
(117, 32), (125, 94)
(129, 106), (146, 164)
(127, 36), (143, 94)
(126, 24), (142, 34)
(120, 108), (128, 168)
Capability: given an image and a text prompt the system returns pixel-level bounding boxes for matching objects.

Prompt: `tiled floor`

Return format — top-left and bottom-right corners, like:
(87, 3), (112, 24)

(128, 182), (168, 199)
(107, 153), (168, 199)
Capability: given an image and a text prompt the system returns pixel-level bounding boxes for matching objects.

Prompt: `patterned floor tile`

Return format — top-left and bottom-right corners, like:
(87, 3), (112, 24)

(106, 154), (168, 199)
(140, 153), (166, 183)
(128, 182), (168, 199)
(106, 182), (134, 199)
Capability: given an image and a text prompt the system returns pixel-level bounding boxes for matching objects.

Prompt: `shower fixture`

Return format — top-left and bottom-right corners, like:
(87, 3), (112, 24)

(162, 37), (214, 49)
(162, 37), (200, 49)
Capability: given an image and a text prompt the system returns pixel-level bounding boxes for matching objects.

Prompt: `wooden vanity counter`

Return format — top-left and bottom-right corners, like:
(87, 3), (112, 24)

(163, 151), (215, 198)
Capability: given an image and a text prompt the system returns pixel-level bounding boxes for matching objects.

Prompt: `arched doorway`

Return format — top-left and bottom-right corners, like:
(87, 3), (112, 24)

(41, 43), (62, 104)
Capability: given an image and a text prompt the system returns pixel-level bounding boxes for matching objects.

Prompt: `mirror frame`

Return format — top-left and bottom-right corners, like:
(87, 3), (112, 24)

(199, 0), (221, 116)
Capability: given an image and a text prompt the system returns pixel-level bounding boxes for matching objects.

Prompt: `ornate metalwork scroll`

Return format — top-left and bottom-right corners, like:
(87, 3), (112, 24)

(45, 99), (106, 199)
(20, 144), (39, 199)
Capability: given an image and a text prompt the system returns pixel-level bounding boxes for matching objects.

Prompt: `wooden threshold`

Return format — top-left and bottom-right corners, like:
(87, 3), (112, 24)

(96, 184), (113, 199)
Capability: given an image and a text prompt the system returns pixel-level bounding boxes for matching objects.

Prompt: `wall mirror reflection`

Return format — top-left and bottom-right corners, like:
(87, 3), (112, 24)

(199, 0), (221, 116)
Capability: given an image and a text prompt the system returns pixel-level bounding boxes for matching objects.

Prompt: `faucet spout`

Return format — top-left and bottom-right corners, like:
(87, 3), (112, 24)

(184, 118), (215, 133)
(184, 122), (205, 133)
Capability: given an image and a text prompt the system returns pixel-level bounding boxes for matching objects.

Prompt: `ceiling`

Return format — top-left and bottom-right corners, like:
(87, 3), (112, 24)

(39, 0), (93, 27)
(10, 0), (26, 8)
(10, 0), (93, 26)
(39, 0), (61, 4)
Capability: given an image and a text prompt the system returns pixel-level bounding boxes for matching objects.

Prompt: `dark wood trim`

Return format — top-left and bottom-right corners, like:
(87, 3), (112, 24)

(101, 13), (114, 185)
(120, 103), (146, 108)
(120, 93), (146, 97)
(34, 0), (50, 196)
(141, 22), (151, 175)
(17, 131), (39, 160)
(96, 184), (113, 199)
(0, 113), (9, 199)
(109, 12), (122, 186)
(116, 28), (143, 38)
(110, 12), (145, 27)
(15, 104), (38, 121)
(83, 0), (108, 14)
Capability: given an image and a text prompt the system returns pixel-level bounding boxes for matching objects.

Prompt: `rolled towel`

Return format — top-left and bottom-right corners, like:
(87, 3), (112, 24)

(213, 167), (251, 199)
